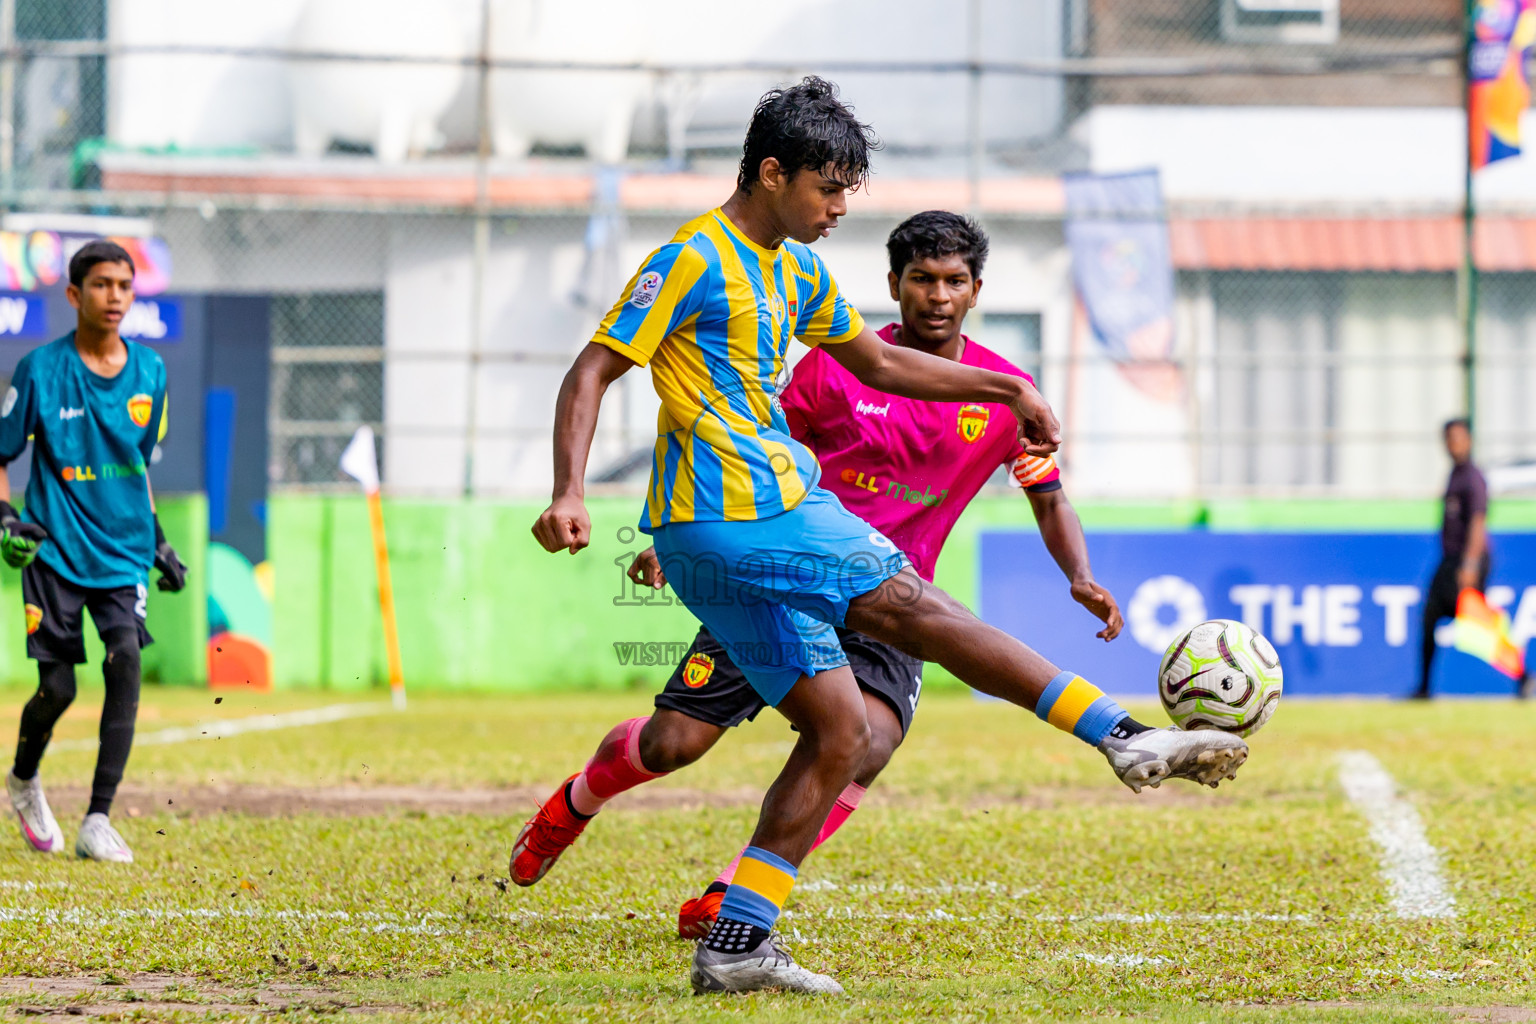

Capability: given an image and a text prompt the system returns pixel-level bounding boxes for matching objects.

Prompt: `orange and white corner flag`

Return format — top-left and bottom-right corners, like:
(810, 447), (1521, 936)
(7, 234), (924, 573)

(340, 427), (406, 710)
(1453, 588), (1525, 680)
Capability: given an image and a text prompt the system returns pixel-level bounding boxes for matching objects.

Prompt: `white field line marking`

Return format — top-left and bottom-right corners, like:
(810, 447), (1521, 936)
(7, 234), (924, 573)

(1337, 750), (1457, 920)
(0, 904), (1325, 932)
(1069, 953), (1174, 967)
(50, 702), (390, 753)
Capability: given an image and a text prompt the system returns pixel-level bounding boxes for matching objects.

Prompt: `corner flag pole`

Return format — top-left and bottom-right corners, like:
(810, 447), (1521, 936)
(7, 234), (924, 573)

(1462, 0), (1479, 431)
(340, 426), (406, 710)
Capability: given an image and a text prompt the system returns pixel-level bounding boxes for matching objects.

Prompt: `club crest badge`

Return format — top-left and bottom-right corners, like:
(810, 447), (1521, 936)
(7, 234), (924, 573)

(24, 603), (41, 635)
(957, 404), (989, 444)
(768, 292), (786, 324)
(682, 652), (715, 688)
(127, 393), (153, 428)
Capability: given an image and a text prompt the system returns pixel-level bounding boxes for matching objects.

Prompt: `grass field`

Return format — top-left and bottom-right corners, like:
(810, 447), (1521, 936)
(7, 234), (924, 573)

(0, 685), (1532, 1022)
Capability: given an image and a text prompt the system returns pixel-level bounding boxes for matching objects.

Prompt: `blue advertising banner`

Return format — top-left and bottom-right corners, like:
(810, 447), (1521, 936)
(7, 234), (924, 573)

(121, 298), (182, 341)
(0, 293), (48, 338)
(979, 531), (1536, 697)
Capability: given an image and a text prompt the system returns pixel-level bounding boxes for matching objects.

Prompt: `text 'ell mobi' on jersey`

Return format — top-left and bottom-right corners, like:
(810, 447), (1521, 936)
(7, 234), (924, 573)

(592, 209), (863, 530)
(780, 323), (1060, 583)
(0, 333), (167, 589)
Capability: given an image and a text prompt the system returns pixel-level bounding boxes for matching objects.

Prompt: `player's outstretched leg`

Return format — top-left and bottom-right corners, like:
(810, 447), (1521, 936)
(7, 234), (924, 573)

(844, 572), (1247, 793)
(511, 712), (721, 886)
(512, 717), (659, 885)
(7, 661), (76, 854)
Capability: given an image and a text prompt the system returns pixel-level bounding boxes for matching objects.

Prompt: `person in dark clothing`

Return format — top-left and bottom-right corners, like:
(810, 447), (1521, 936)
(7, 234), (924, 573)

(1414, 418), (1490, 699)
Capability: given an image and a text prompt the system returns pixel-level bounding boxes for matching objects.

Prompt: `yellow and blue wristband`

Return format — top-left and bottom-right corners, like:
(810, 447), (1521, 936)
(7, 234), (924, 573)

(1035, 671), (1127, 745)
(718, 846), (797, 931)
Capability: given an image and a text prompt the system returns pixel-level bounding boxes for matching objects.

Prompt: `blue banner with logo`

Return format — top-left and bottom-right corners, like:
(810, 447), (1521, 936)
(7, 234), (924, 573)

(1062, 169), (1175, 363)
(979, 531), (1536, 697)
(0, 292), (48, 338)
(121, 298), (181, 341)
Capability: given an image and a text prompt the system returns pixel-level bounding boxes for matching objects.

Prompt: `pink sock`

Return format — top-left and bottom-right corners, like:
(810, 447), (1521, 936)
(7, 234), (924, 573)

(712, 781), (867, 887)
(812, 781), (866, 850)
(568, 717), (667, 816)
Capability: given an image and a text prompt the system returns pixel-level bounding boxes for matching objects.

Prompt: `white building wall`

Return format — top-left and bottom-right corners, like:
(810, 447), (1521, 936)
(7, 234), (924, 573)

(1086, 105), (1536, 207)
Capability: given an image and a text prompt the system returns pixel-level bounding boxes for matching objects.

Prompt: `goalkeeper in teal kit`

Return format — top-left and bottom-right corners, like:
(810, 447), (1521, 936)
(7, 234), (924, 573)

(0, 240), (186, 863)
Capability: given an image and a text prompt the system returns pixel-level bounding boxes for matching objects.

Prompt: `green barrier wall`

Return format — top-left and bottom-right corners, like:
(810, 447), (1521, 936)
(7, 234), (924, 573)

(0, 493), (207, 687)
(21, 491), (1526, 694)
(264, 493), (1536, 693)
(268, 496), (700, 692)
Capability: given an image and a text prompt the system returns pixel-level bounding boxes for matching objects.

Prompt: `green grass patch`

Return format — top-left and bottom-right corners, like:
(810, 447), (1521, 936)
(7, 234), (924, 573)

(0, 690), (1530, 1020)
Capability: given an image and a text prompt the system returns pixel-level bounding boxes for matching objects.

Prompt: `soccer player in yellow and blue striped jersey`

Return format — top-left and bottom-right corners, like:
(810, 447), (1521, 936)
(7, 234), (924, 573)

(592, 207), (861, 528)
(529, 77), (1250, 995)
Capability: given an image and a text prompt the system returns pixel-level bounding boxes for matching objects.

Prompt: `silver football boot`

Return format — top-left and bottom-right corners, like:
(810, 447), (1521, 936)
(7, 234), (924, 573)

(691, 924), (844, 995)
(1100, 727), (1248, 793)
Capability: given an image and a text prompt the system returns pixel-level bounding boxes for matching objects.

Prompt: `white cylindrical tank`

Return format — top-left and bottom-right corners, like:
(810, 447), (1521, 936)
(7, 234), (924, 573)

(108, 0), (306, 150)
(489, 0), (653, 163)
(290, 0), (475, 162)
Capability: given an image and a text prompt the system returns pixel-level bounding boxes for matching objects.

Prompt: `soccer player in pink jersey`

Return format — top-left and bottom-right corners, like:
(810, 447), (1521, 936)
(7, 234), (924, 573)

(516, 211), (1129, 934)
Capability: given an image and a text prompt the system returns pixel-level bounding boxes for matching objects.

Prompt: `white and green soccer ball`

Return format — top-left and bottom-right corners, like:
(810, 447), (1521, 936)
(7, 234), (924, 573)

(1157, 619), (1283, 737)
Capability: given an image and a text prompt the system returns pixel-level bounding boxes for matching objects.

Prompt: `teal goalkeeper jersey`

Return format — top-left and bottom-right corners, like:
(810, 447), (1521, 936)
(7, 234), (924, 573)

(0, 333), (167, 590)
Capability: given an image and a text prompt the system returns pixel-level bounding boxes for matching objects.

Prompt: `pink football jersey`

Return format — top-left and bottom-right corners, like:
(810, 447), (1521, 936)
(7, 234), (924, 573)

(780, 323), (1060, 582)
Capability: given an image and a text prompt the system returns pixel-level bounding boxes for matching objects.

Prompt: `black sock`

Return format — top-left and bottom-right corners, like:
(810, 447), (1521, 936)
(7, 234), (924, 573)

(1108, 716), (1152, 740)
(88, 629), (141, 817)
(704, 916), (770, 954)
(13, 662), (77, 781)
(704, 881), (729, 897)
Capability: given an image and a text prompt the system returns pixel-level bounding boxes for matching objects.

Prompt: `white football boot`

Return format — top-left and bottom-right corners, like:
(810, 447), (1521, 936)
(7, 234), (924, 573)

(1099, 727), (1248, 793)
(6, 770), (63, 853)
(691, 927), (844, 995)
(75, 813), (133, 863)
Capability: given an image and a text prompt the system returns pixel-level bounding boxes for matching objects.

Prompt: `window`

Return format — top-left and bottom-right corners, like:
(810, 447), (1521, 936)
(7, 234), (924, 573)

(971, 312), (1043, 382)
(1201, 272), (1460, 495)
(268, 292), (384, 486)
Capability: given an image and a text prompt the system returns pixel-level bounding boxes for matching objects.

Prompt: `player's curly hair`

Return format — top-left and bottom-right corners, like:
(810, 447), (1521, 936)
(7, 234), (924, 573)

(886, 211), (990, 279)
(738, 76), (880, 193)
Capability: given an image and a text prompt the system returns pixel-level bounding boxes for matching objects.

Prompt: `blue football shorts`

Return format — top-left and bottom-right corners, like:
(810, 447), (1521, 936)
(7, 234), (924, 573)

(648, 487), (908, 706)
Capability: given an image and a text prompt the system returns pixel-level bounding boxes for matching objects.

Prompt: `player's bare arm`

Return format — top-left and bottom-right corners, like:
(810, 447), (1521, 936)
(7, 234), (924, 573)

(1027, 488), (1122, 641)
(822, 327), (1061, 456)
(532, 343), (634, 555)
(1459, 509), (1488, 591)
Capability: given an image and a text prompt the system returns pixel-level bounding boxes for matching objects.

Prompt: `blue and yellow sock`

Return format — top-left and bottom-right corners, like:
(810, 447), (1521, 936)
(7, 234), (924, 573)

(1035, 671), (1128, 746)
(705, 846), (796, 953)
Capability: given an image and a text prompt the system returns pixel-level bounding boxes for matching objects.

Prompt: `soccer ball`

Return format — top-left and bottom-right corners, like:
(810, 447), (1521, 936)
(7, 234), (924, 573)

(1157, 619), (1282, 737)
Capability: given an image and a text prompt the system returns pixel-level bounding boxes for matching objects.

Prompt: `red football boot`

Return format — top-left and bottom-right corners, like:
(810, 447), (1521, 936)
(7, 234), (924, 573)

(510, 774), (589, 887)
(677, 890), (724, 939)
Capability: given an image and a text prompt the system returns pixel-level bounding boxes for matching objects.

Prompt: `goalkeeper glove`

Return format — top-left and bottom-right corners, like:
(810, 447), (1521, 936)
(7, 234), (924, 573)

(0, 501), (48, 569)
(153, 515), (187, 593)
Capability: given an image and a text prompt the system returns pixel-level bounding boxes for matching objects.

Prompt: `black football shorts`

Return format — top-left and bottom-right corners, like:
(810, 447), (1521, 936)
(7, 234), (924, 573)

(22, 559), (153, 664)
(654, 624), (924, 735)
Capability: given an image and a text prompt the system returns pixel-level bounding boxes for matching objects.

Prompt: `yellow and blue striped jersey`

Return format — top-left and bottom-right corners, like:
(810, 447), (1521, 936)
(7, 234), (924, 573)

(593, 209), (864, 529)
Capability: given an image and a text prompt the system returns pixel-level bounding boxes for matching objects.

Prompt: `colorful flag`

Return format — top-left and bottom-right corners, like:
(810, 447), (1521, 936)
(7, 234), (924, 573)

(1453, 588), (1525, 680)
(1470, 0), (1536, 170)
(1062, 170), (1175, 364)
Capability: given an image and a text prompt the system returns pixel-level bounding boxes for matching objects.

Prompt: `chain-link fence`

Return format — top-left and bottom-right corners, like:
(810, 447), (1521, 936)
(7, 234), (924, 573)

(0, 0), (1525, 500)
